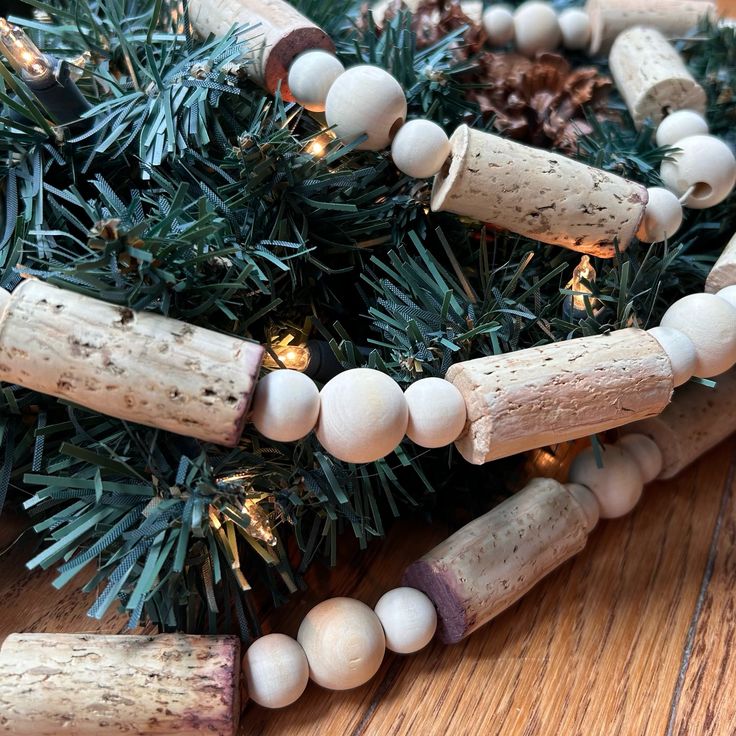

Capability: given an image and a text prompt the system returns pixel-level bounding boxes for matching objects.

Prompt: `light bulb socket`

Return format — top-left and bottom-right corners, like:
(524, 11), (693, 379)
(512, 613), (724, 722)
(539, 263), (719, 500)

(304, 340), (372, 383)
(28, 58), (91, 128)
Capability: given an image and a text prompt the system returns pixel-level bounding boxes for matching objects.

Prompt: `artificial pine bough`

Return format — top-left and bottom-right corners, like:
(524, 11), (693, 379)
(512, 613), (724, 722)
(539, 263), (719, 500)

(0, 0), (733, 639)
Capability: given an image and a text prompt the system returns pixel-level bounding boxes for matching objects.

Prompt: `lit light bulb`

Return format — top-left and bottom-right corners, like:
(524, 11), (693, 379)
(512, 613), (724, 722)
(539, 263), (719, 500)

(263, 342), (312, 371)
(307, 140), (325, 157)
(242, 498), (276, 546)
(0, 17), (53, 79)
(564, 255), (600, 319)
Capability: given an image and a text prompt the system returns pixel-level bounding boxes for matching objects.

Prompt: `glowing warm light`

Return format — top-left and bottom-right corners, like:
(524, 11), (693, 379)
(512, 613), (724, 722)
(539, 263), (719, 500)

(242, 498), (277, 546)
(263, 342), (312, 371)
(566, 255), (599, 316)
(307, 140), (325, 157)
(0, 17), (53, 78)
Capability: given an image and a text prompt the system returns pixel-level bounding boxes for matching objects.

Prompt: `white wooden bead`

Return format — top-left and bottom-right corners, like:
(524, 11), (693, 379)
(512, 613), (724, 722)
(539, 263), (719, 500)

(404, 377), (467, 448)
(316, 368), (408, 463)
(656, 110), (709, 147)
(660, 293), (736, 378)
(660, 135), (736, 209)
(647, 326), (697, 387)
(243, 633), (309, 709)
(636, 187), (683, 243)
(325, 65), (407, 151)
(513, 1), (561, 56)
(374, 587), (437, 654)
(391, 119), (451, 179)
(287, 50), (345, 113)
(558, 8), (591, 51)
(482, 5), (515, 46)
(251, 369), (320, 442)
(716, 285), (736, 310)
(297, 597), (385, 690)
(569, 444), (644, 519)
(617, 433), (663, 483)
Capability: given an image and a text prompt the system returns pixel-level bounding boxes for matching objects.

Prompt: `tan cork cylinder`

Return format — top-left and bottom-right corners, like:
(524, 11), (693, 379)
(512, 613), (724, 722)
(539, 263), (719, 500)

(431, 125), (648, 258)
(188, 0), (334, 100)
(446, 328), (674, 465)
(609, 27), (707, 129)
(0, 280), (263, 446)
(705, 231), (736, 293)
(0, 633), (240, 735)
(585, 0), (716, 53)
(403, 478), (599, 643)
(621, 368), (736, 478)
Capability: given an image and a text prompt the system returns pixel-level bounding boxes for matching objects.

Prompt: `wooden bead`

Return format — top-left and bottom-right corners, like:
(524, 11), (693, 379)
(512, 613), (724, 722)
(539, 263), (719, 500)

(646, 326), (697, 387)
(325, 65), (407, 151)
(656, 109), (709, 147)
(404, 377), (467, 448)
(482, 5), (515, 46)
(610, 27), (706, 130)
(569, 444), (644, 518)
(706, 232), (736, 294)
(297, 598), (385, 690)
(660, 293), (736, 378)
(374, 587), (437, 654)
(660, 134), (736, 209)
(243, 634), (309, 709)
(558, 8), (591, 51)
(716, 285), (736, 310)
(287, 50), (344, 112)
(251, 369), (320, 442)
(513, 1), (560, 56)
(391, 119), (451, 179)
(617, 433), (663, 483)
(636, 187), (683, 243)
(316, 368), (408, 463)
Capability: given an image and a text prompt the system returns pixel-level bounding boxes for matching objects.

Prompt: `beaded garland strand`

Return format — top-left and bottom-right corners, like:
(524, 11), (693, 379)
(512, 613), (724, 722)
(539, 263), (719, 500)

(229, 0), (736, 710)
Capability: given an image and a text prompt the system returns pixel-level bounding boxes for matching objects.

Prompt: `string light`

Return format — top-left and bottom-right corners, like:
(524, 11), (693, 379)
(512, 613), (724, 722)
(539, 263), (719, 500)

(241, 499), (277, 546)
(263, 339), (312, 371)
(564, 255), (600, 320)
(0, 17), (53, 78)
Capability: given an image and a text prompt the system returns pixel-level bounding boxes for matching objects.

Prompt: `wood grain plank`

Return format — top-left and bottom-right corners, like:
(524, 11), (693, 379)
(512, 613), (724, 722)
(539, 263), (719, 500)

(246, 440), (734, 736)
(668, 452), (736, 736)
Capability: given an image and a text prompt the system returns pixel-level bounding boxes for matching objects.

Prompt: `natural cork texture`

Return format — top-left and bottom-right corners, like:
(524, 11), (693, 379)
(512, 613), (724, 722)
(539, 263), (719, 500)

(402, 478), (598, 643)
(446, 327), (674, 465)
(610, 27), (707, 129)
(0, 280), (263, 446)
(705, 231), (736, 293)
(0, 633), (240, 735)
(431, 125), (648, 258)
(585, 0), (716, 53)
(622, 368), (736, 479)
(188, 0), (334, 100)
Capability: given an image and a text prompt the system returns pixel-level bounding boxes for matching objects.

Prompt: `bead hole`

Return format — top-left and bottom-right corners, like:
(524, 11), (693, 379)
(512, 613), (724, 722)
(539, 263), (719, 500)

(691, 181), (713, 200)
(388, 117), (404, 141)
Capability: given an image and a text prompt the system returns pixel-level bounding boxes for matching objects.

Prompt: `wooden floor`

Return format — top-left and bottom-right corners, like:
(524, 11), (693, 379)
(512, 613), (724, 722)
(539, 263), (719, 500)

(1, 436), (736, 735)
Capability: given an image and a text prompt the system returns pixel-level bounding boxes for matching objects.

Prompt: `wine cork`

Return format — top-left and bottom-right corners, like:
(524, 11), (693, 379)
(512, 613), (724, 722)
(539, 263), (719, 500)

(446, 328), (674, 465)
(0, 280), (263, 446)
(187, 0), (334, 100)
(609, 27), (707, 129)
(431, 125), (648, 258)
(585, 0), (716, 54)
(705, 231), (736, 293)
(621, 368), (736, 478)
(402, 478), (599, 643)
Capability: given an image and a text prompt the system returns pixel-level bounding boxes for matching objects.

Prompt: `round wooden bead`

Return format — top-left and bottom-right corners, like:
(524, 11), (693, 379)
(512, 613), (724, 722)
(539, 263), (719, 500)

(316, 368), (408, 463)
(569, 444), (644, 519)
(404, 377), (467, 448)
(374, 587), (437, 654)
(636, 187), (683, 243)
(243, 633), (309, 709)
(647, 326), (697, 387)
(287, 50), (345, 113)
(660, 134), (736, 209)
(716, 285), (736, 310)
(655, 110), (709, 147)
(558, 8), (591, 51)
(251, 369), (320, 442)
(482, 5), (515, 46)
(617, 433), (663, 483)
(297, 598), (386, 690)
(391, 119), (451, 179)
(660, 293), (736, 378)
(513, 2), (561, 56)
(325, 65), (407, 151)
